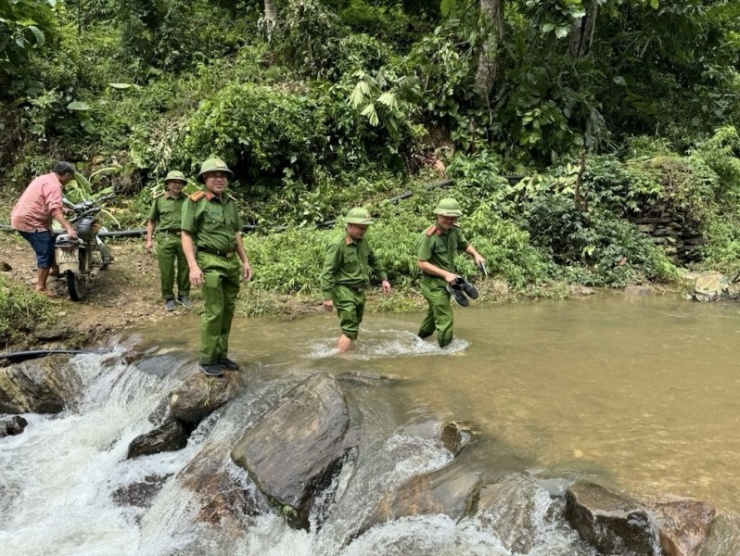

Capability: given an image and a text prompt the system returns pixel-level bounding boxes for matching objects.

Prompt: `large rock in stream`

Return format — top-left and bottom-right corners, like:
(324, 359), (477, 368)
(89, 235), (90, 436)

(0, 355), (80, 413)
(566, 482), (717, 556)
(127, 368), (245, 459)
(169, 370), (245, 423)
(231, 373), (352, 530)
(650, 499), (716, 556)
(180, 443), (260, 530)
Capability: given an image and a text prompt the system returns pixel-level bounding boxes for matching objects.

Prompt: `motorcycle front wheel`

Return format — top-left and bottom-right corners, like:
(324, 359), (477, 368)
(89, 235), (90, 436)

(66, 270), (86, 301)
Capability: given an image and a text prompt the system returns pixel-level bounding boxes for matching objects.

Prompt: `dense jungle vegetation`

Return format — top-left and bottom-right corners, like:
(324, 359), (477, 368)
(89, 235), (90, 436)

(2, 0), (740, 316)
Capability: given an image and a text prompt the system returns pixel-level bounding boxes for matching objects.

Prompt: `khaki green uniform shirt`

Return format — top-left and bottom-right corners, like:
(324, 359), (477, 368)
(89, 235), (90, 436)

(320, 232), (388, 300)
(417, 224), (470, 274)
(180, 191), (243, 252)
(148, 192), (186, 231)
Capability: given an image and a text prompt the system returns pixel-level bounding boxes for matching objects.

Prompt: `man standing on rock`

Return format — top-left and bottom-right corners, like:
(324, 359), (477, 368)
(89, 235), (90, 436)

(181, 158), (251, 376)
(10, 161), (79, 297)
(417, 198), (485, 348)
(146, 170), (192, 311)
(321, 207), (391, 352)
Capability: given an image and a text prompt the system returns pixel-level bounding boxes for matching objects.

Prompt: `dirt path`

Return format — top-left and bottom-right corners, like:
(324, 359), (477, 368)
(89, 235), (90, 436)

(1, 233), (192, 350)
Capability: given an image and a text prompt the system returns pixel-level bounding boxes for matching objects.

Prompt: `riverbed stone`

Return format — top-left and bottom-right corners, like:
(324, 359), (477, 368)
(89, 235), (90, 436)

(692, 273), (740, 302)
(624, 285), (651, 296)
(360, 467), (481, 536)
(127, 417), (189, 458)
(0, 415), (29, 437)
(650, 499), (716, 556)
(169, 369), (245, 423)
(565, 481), (659, 556)
(231, 373), (351, 530)
(112, 474), (172, 508)
(473, 475), (553, 554)
(181, 443), (260, 528)
(440, 420), (479, 456)
(0, 355), (80, 413)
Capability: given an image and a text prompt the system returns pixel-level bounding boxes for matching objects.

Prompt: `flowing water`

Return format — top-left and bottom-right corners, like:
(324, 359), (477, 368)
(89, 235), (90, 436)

(2, 293), (740, 555)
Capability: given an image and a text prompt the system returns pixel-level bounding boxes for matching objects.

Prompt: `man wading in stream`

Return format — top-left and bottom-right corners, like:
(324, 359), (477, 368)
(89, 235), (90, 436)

(320, 207), (391, 352)
(146, 170), (192, 311)
(181, 158), (252, 376)
(417, 198), (485, 348)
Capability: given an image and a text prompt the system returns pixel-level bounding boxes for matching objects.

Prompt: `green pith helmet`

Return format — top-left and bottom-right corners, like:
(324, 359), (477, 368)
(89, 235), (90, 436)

(433, 198), (463, 217)
(345, 207), (374, 225)
(164, 170), (187, 184)
(197, 158), (233, 183)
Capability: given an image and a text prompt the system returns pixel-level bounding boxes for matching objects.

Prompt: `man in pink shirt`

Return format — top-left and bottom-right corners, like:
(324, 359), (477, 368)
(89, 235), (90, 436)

(11, 161), (79, 296)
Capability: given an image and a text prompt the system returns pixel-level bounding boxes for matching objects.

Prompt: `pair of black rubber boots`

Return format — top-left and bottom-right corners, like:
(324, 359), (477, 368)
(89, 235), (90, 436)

(446, 278), (479, 307)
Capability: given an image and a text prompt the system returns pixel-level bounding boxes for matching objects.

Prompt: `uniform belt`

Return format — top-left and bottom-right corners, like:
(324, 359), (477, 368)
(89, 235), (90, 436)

(339, 284), (365, 293)
(198, 245), (235, 258)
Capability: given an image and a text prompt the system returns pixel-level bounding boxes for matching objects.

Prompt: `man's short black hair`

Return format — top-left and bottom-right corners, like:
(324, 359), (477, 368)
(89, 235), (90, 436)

(52, 161), (75, 175)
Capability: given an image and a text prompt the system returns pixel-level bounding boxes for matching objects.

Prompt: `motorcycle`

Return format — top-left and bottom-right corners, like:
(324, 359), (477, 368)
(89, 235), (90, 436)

(54, 194), (115, 301)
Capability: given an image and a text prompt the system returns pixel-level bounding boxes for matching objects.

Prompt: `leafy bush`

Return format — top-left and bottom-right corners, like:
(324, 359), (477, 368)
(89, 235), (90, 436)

(183, 82), (328, 185)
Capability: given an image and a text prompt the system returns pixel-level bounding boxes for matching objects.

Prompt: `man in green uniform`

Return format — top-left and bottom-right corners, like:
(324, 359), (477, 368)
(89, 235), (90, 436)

(181, 158), (252, 376)
(417, 198), (485, 348)
(146, 170), (191, 311)
(321, 207), (391, 352)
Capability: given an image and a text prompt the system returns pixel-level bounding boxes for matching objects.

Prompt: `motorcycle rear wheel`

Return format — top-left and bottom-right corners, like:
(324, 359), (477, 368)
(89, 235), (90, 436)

(66, 270), (86, 301)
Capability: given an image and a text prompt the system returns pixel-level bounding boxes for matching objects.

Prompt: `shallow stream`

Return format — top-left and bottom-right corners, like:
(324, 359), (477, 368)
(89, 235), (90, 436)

(1, 294), (739, 555)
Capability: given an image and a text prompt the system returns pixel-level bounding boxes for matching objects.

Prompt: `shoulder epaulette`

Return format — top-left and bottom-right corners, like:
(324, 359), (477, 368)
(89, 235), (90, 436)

(425, 225), (440, 237)
(189, 191), (206, 201)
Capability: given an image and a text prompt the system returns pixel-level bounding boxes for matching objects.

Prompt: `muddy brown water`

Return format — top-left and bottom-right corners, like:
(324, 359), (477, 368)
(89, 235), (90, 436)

(150, 293), (740, 518)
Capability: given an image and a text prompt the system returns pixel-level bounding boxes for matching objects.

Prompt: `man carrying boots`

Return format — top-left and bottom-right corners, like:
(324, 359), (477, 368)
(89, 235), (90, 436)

(417, 198), (485, 348)
(321, 207), (391, 352)
(146, 170), (191, 311)
(181, 158), (252, 376)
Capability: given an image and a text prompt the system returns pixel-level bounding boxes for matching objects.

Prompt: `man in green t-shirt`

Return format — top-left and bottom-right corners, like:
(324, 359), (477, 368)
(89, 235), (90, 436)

(417, 198), (485, 348)
(181, 158), (252, 376)
(320, 207), (391, 352)
(146, 170), (191, 311)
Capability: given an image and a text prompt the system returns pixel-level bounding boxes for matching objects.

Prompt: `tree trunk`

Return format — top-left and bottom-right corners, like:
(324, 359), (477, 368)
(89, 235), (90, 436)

(260, 0), (279, 41)
(474, 0), (505, 103)
(569, 0), (598, 58)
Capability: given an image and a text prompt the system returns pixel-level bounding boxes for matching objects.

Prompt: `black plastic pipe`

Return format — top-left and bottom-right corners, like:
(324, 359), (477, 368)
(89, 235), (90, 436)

(0, 349), (111, 364)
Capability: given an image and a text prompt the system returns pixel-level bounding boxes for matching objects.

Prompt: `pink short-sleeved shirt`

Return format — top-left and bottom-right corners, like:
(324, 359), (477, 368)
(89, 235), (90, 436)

(10, 173), (64, 232)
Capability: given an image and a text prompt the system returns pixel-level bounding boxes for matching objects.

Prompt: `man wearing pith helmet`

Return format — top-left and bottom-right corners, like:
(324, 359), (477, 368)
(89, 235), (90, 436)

(146, 170), (191, 311)
(417, 198), (485, 348)
(320, 207), (392, 352)
(181, 158), (252, 376)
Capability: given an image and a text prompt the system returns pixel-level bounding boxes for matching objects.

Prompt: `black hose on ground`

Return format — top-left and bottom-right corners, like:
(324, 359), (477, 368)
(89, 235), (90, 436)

(0, 349), (112, 364)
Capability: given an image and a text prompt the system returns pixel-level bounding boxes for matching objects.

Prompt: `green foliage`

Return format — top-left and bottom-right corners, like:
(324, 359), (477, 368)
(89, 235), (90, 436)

(525, 196), (678, 286)
(244, 228), (329, 294)
(0, 0), (58, 92)
(114, 0), (247, 71)
(183, 82), (328, 184)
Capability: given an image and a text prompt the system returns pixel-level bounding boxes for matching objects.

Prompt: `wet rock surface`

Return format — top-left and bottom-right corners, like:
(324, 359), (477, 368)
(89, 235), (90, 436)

(0, 415), (29, 437)
(473, 475), (552, 554)
(361, 466), (481, 535)
(691, 273), (740, 301)
(440, 420), (478, 456)
(169, 369), (245, 423)
(0, 355), (80, 413)
(650, 499), (716, 556)
(565, 481), (659, 556)
(180, 443), (260, 528)
(231, 373), (351, 529)
(127, 417), (190, 459)
(112, 474), (172, 508)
